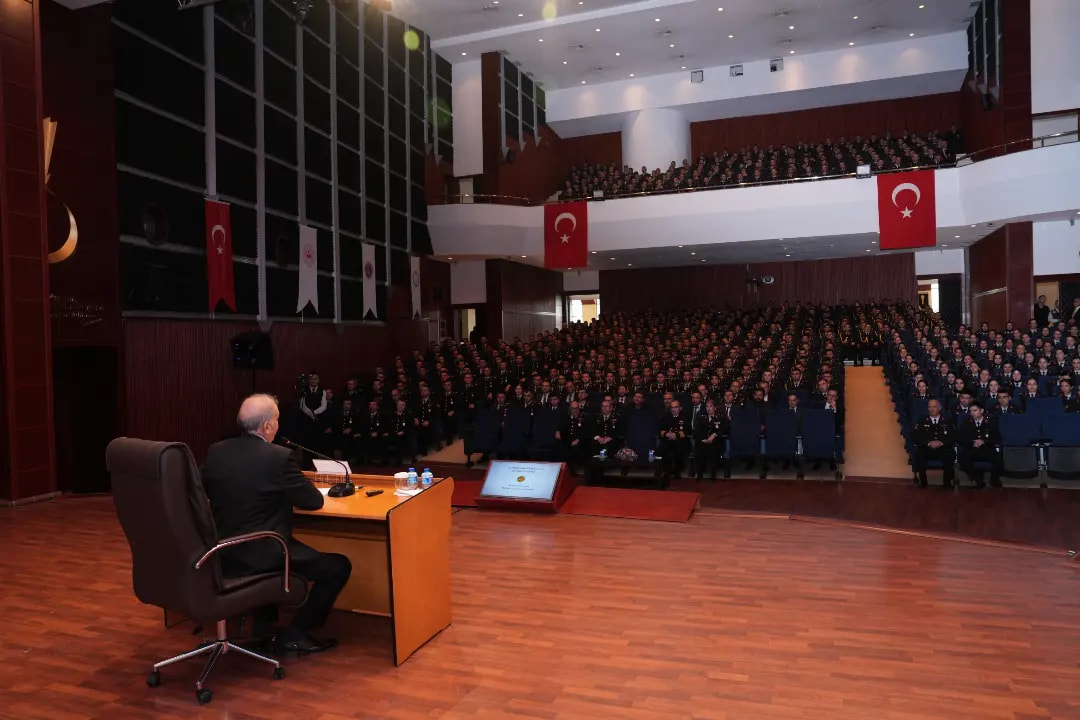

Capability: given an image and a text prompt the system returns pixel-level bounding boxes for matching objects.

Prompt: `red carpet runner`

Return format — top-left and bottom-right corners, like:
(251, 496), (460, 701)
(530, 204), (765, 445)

(559, 486), (699, 523)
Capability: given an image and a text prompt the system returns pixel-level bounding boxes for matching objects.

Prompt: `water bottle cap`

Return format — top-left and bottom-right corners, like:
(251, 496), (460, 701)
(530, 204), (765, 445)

(408, 467), (415, 471)
(423, 468), (431, 472)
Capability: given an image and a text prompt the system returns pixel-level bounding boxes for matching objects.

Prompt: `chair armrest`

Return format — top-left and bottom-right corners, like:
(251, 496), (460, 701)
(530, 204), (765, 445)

(195, 531), (292, 593)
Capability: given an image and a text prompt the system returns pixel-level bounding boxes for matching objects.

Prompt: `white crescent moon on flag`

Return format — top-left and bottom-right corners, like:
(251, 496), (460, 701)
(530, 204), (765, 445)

(212, 224), (226, 245)
(891, 182), (921, 207)
(47, 198), (79, 265)
(553, 212), (577, 233)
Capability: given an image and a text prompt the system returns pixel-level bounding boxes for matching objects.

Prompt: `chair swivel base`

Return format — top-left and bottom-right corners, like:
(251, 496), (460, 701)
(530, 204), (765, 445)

(146, 620), (285, 704)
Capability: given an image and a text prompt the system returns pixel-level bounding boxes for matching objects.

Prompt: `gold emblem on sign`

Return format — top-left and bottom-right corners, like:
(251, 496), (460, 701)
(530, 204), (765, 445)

(43, 117), (79, 265)
(517, 476), (526, 483)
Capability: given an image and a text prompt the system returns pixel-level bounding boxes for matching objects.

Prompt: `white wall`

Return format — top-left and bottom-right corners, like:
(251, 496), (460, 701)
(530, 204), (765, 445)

(1033, 113), (1078, 146)
(914, 249), (965, 277)
(1031, 0), (1080, 115)
(450, 260), (487, 305)
(1034, 219), (1080, 276)
(451, 60), (483, 177)
(563, 270), (600, 293)
(547, 33), (967, 137)
(622, 109), (690, 172)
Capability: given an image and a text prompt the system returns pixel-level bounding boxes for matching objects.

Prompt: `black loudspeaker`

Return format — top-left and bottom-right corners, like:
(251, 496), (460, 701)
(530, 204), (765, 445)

(231, 332), (274, 370)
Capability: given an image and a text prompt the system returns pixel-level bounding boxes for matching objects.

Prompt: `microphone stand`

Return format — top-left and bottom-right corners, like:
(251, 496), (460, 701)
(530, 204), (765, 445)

(281, 438), (356, 497)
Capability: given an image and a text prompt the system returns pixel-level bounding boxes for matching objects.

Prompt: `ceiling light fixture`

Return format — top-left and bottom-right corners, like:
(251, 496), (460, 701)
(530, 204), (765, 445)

(785, 254), (791, 257)
(852, 15), (858, 19)
(629, 73), (634, 77)
(669, 43), (676, 47)
(788, 25), (794, 30)
(865, 249), (871, 252)
(690, 252), (696, 255)
(562, 60), (567, 64)
(518, 12), (523, 16)
(655, 17), (661, 22)
(595, 27), (600, 32)
(954, 235), (960, 238)
(918, 3), (925, 8)
(538, 38), (544, 42)
(461, 51), (467, 55)
(591, 251), (597, 254)
(728, 34), (734, 38)
(610, 257), (615, 260)
(627, 263), (632, 267)
(789, 49), (795, 54)
(581, 80), (586, 84)
(717, 7), (723, 11)
(521, 255), (527, 258)
(701, 259), (706, 262)
(681, 65), (687, 69)
(615, 51), (621, 56)
(910, 32), (916, 37)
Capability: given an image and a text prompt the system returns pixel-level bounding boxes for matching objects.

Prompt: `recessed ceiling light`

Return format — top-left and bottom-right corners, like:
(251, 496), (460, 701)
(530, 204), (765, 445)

(852, 15), (858, 19)
(493, 1), (498, 4)
(627, 263), (632, 267)
(578, 0), (583, 4)
(728, 34), (734, 39)
(785, 254), (791, 257)
(563, 60), (567, 64)
(595, 27), (600, 32)
(865, 249), (871, 252)
(581, 80), (586, 84)
(609, 257), (615, 260)
(447, 257), (453, 260)
(615, 51), (621, 56)
(690, 252), (696, 255)
(461, 52), (467, 56)
(669, 43), (675, 48)
(681, 65), (687, 69)
(717, 7), (723, 11)
(701, 259), (706, 262)
(789, 50), (795, 54)
(788, 25), (794, 30)
(970, 224), (976, 227)
(629, 73), (634, 77)
(849, 41), (855, 46)
(942, 244), (948, 247)
(518, 12), (523, 16)
(521, 255), (527, 258)
(655, 17), (661, 22)
(910, 32), (916, 37)
(677, 245), (684, 248)
(871, 241), (877, 244)
(538, 38), (544, 42)
(591, 251), (597, 254)
(954, 235), (960, 238)
(918, 4), (925, 8)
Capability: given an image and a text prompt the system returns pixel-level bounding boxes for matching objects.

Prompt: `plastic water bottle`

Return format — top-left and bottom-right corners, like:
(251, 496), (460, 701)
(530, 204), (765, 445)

(599, 448), (607, 460)
(420, 468), (434, 489)
(648, 449), (655, 463)
(406, 467), (418, 491)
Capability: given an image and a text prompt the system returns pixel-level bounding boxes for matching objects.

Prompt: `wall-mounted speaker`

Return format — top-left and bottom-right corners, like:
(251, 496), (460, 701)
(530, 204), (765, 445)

(231, 332), (274, 370)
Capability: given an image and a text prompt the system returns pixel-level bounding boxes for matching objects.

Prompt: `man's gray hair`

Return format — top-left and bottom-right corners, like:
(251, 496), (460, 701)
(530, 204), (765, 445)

(237, 393), (279, 432)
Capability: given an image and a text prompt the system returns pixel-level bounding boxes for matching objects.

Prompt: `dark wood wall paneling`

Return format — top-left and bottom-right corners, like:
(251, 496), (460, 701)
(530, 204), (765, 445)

(41, 0), (123, 495)
(123, 318), (431, 462)
(961, 0), (1032, 156)
(483, 259), (560, 340)
(478, 52), (503, 197)
(969, 223), (1033, 328)
(690, 93), (962, 157)
(0, 0), (56, 502)
(599, 254), (917, 314)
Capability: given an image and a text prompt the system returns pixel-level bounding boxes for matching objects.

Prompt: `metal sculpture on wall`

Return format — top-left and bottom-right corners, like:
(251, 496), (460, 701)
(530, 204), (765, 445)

(43, 117), (79, 265)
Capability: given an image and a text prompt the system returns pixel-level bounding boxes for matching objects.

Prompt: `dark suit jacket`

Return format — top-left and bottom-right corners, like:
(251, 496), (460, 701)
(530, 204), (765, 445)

(201, 434), (324, 574)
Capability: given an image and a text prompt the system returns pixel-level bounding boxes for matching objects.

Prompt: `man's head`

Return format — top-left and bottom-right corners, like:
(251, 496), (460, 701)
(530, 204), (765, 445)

(970, 402), (984, 421)
(601, 399), (612, 416)
(238, 394), (280, 442)
(928, 398), (942, 417)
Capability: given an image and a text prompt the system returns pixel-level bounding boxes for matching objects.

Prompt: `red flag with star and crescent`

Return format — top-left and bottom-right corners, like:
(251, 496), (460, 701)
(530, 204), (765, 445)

(205, 199), (236, 311)
(544, 201), (588, 269)
(877, 170), (937, 251)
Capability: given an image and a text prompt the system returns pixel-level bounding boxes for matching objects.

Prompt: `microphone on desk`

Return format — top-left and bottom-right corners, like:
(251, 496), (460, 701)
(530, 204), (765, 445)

(279, 437), (355, 498)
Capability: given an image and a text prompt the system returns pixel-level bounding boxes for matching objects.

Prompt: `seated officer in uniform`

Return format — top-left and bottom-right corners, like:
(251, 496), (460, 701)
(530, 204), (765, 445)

(957, 401), (1002, 488)
(913, 398), (956, 489)
(658, 400), (692, 478)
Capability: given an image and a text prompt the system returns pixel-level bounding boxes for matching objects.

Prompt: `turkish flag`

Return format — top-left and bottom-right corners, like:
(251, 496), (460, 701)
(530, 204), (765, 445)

(544, 201), (588, 269)
(205, 199), (236, 312)
(877, 170), (937, 250)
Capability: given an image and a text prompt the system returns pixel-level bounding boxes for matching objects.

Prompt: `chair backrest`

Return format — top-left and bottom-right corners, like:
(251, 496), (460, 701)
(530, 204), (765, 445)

(469, 408), (501, 452)
(764, 411), (798, 456)
(106, 438), (221, 619)
(729, 408), (762, 456)
(800, 410), (836, 459)
(624, 411), (658, 456)
(530, 408), (560, 445)
(1027, 397), (1061, 420)
(500, 406), (532, 451)
(1044, 413), (1080, 446)
(911, 398), (930, 423)
(998, 413), (1040, 446)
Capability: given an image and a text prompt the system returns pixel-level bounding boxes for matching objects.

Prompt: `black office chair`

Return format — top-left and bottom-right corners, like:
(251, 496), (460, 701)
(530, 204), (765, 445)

(106, 438), (309, 704)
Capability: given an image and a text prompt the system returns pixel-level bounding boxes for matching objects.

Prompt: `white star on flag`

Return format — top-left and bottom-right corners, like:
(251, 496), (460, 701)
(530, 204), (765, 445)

(561, 234), (570, 243)
(901, 207), (913, 218)
(216, 246), (224, 254)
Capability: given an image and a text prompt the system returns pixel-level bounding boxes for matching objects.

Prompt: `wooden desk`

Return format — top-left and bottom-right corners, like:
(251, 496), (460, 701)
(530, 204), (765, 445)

(293, 473), (453, 665)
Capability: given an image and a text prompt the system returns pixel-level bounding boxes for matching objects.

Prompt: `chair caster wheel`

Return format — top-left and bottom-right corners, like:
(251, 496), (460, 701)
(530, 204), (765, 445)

(146, 671), (161, 688)
(273, 666), (286, 680)
(196, 688), (213, 704)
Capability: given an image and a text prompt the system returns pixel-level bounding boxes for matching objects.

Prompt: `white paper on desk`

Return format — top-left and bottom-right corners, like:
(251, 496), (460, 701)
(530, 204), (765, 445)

(313, 460), (351, 475)
(318, 487), (331, 496)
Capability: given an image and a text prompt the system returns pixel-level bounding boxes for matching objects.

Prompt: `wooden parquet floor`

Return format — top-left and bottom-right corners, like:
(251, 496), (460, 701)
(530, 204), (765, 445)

(1, 499), (1078, 720)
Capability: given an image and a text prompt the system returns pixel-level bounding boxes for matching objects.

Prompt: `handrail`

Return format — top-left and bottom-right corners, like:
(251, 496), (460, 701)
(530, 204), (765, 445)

(429, 129), (1078, 208)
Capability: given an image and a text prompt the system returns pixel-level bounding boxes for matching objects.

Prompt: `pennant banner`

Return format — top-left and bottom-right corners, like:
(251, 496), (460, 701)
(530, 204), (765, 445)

(362, 242), (378, 319)
(544, 201), (588, 269)
(410, 255), (421, 319)
(297, 224), (318, 313)
(877, 170), (937, 251)
(204, 199), (236, 312)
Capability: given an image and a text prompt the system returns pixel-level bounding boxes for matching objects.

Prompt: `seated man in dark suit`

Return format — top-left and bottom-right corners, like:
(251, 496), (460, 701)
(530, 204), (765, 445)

(957, 401), (1001, 488)
(201, 394), (352, 654)
(913, 398), (956, 489)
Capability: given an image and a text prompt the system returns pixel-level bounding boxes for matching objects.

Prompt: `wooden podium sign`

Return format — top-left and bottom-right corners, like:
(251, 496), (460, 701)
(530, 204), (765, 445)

(475, 460), (577, 513)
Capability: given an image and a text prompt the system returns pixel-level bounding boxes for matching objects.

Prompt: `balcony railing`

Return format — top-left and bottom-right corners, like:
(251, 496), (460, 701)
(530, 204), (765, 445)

(430, 130), (1077, 208)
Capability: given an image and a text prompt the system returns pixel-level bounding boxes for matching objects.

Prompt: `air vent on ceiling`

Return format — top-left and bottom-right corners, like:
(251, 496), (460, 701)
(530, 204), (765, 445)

(729, 64), (744, 77)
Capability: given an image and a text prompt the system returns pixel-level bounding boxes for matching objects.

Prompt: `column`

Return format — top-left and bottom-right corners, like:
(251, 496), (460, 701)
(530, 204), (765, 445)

(0, 0), (57, 501)
(968, 222), (1033, 328)
(621, 108), (690, 172)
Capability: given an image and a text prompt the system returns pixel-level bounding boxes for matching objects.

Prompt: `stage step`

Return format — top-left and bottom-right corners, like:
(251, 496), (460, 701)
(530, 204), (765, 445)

(841, 366), (913, 479)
